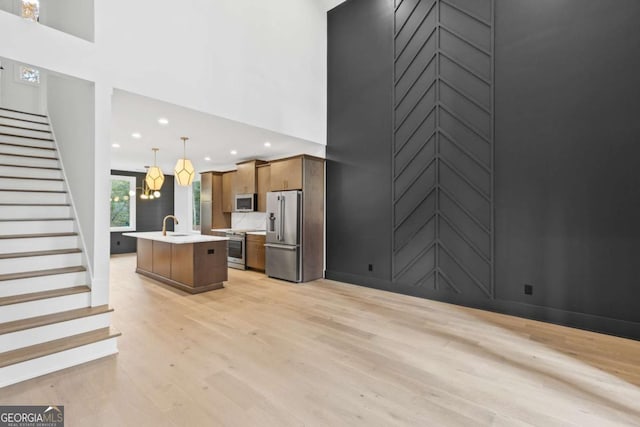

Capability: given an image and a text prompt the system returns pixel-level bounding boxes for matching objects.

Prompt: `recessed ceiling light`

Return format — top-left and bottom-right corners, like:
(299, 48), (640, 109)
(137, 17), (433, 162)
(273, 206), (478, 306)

(230, 150), (237, 155)
(112, 143), (120, 148)
(158, 118), (169, 125)
(264, 142), (271, 147)
(204, 156), (211, 161)
(131, 132), (142, 139)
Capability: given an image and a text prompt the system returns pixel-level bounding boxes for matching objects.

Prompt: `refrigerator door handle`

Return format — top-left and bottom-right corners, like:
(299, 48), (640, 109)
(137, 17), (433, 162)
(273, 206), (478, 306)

(276, 195), (281, 241)
(279, 195), (285, 242)
(264, 243), (298, 250)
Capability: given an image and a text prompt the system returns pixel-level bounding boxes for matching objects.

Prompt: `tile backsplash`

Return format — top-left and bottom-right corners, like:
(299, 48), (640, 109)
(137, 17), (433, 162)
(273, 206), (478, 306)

(232, 212), (266, 230)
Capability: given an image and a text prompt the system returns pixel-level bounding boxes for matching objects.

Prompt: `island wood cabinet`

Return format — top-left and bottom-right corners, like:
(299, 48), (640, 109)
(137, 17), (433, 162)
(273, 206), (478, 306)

(135, 238), (228, 293)
(256, 164), (270, 212)
(246, 234), (266, 271)
(222, 171), (236, 213)
(200, 172), (230, 233)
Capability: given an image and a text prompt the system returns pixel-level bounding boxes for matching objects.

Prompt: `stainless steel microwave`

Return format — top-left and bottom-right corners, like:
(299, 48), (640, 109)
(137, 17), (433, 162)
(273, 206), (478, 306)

(235, 193), (257, 212)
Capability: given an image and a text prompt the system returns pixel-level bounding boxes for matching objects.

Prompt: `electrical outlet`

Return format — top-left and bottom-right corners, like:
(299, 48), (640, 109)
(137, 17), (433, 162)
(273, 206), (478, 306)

(524, 284), (533, 295)
(368, 264), (373, 272)
(117, 241), (120, 246)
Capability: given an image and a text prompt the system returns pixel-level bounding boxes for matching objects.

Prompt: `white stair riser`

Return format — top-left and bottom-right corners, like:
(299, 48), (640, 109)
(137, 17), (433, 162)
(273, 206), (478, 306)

(0, 144), (57, 158)
(0, 109), (47, 122)
(0, 126), (52, 140)
(0, 165), (62, 180)
(0, 205), (71, 219)
(0, 271), (88, 297)
(0, 136), (55, 149)
(0, 117), (50, 132)
(0, 312), (112, 352)
(0, 220), (74, 235)
(0, 191), (67, 204)
(0, 178), (65, 192)
(0, 236), (79, 255)
(0, 292), (90, 323)
(0, 253), (83, 275)
(0, 154), (59, 169)
(0, 338), (118, 388)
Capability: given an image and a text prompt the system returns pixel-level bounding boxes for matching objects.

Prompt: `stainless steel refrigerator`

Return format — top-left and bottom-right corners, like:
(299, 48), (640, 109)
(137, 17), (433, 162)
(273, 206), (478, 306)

(265, 190), (302, 282)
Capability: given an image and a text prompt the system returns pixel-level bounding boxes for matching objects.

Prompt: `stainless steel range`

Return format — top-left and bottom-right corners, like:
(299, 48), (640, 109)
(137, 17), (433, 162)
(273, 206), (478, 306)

(225, 230), (247, 270)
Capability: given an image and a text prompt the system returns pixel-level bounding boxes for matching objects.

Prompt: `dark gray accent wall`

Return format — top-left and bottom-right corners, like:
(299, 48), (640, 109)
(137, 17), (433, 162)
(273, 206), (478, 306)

(326, 0), (394, 284)
(327, 0), (640, 339)
(110, 170), (175, 254)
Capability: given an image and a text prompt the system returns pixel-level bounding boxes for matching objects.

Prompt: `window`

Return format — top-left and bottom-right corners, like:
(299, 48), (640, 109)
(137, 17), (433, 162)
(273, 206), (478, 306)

(110, 176), (136, 232)
(192, 180), (201, 231)
(21, 0), (39, 22)
(19, 66), (40, 85)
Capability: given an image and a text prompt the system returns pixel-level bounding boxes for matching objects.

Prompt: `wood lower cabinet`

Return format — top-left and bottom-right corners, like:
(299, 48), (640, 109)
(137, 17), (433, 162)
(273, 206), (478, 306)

(246, 234), (266, 271)
(135, 238), (228, 293)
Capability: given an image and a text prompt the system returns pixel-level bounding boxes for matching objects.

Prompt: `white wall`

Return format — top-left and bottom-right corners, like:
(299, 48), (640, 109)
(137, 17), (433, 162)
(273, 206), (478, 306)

(40, 0), (94, 42)
(46, 74), (96, 277)
(0, 58), (46, 114)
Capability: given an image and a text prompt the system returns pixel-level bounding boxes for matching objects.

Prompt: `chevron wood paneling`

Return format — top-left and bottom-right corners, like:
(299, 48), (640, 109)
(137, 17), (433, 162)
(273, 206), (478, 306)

(392, 0), (494, 297)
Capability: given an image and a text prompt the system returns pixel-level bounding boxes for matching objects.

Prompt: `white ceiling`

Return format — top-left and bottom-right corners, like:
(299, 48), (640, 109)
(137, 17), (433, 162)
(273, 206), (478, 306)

(110, 90), (325, 174)
(324, 0), (348, 11)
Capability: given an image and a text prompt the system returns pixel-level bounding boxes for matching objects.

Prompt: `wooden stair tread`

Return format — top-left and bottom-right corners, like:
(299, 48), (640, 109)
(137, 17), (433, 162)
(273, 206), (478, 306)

(0, 132), (54, 142)
(0, 265), (85, 281)
(0, 217), (73, 222)
(0, 232), (78, 240)
(0, 152), (58, 160)
(0, 248), (81, 260)
(0, 107), (47, 119)
(0, 114), (49, 126)
(0, 189), (66, 193)
(0, 142), (56, 151)
(0, 203), (69, 206)
(0, 327), (120, 368)
(0, 305), (113, 335)
(0, 175), (62, 181)
(0, 163), (60, 170)
(0, 123), (51, 133)
(0, 285), (89, 307)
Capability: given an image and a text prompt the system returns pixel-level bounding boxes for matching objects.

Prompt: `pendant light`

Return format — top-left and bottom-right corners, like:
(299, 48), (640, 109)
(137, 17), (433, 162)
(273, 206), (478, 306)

(174, 136), (195, 186)
(145, 148), (164, 191)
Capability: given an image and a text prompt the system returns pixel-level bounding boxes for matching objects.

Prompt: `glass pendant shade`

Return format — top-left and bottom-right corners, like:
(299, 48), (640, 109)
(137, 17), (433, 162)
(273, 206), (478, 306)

(174, 137), (195, 186)
(145, 148), (165, 191)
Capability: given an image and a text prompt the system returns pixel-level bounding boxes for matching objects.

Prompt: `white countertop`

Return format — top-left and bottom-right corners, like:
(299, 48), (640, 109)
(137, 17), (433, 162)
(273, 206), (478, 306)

(123, 231), (229, 244)
(246, 231), (266, 236)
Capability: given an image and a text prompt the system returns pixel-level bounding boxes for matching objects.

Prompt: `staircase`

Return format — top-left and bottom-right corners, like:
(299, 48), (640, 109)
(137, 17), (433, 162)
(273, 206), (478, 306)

(0, 106), (119, 388)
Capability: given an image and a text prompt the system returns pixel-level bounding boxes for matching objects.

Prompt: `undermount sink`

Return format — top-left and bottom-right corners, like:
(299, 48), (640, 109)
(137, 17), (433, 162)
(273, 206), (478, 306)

(167, 234), (189, 237)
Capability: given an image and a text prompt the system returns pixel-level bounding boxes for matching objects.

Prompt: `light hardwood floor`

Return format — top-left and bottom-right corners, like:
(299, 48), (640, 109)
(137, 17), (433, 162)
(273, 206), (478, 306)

(1, 253), (640, 426)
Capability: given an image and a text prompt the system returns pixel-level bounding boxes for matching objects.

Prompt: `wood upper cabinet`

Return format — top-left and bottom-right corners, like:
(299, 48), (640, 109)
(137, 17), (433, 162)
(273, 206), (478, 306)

(222, 171), (236, 213)
(200, 172), (230, 232)
(246, 234), (266, 271)
(234, 160), (267, 195)
(269, 157), (303, 191)
(256, 164), (270, 212)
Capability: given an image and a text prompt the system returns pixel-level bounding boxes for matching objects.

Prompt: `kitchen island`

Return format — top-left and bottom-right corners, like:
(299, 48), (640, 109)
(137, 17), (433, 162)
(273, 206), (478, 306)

(123, 231), (229, 293)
